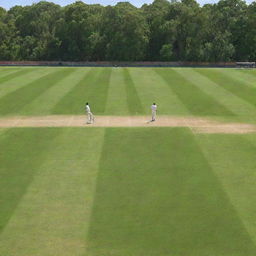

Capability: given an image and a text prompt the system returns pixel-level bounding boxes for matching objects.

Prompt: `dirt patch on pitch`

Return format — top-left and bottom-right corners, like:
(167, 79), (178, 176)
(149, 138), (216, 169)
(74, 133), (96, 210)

(0, 115), (255, 134)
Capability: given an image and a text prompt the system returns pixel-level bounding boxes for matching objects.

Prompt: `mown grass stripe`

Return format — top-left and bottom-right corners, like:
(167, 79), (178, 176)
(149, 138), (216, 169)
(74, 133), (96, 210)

(242, 69), (256, 76)
(20, 68), (88, 115)
(105, 68), (130, 115)
(51, 68), (101, 115)
(87, 128), (256, 256)
(0, 128), (61, 233)
(220, 69), (256, 88)
(0, 128), (105, 256)
(123, 68), (145, 115)
(0, 68), (56, 99)
(196, 69), (256, 107)
(0, 68), (33, 85)
(84, 68), (112, 114)
(176, 68), (256, 118)
(0, 128), (8, 138)
(156, 68), (233, 116)
(0, 68), (22, 78)
(195, 133), (256, 245)
(129, 68), (189, 115)
(0, 68), (75, 116)
(0, 68), (21, 71)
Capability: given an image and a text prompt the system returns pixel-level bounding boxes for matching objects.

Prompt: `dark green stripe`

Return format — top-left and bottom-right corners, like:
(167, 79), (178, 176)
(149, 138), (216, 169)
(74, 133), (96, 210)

(84, 68), (112, 114)
(51, 68), (100, 115)
(0, 68), (34, 85)
(0, 68), (21, 75)
(0, 128), (61, 233)
(87, 128), (256, 256)
(242, 69), (256, 76)
(156, 69), (234, 116)
(238, 69), (256, 77)
(123, 68), (144, 115)
(0, 69), (75, 115)
(196, 69), (256, 108)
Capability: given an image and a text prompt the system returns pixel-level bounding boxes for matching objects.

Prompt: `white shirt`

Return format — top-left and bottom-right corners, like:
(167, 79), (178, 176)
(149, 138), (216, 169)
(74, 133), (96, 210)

(151, 104), (157, 111)
(86, 105), (91, 113)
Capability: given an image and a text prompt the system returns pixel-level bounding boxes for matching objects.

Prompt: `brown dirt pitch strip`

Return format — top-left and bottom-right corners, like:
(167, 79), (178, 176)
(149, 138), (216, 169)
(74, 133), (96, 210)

(0, 115), (256, 134)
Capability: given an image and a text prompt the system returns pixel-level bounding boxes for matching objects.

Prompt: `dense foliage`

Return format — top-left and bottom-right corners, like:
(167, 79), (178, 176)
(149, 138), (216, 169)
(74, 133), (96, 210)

(0, 0), (255, 61)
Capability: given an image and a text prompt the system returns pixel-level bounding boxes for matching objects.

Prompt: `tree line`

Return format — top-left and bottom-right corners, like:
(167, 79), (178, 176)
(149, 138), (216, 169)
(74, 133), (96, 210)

(0, 0), (255, 62)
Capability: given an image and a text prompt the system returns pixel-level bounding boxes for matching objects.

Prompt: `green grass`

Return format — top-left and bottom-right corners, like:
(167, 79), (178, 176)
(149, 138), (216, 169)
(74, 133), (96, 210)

(87, 128), (256, 256)
(0, 68), (75, 115)
(0, 128), (61, 232)
(1, 127), (256, 255)
(123, 68), (145, 114)
(1, 67), (256, 255)
(155, 68), (234, 116)
(0, 66), (255, 118)
(52, 68), (113, 115)
(0, 68), (33, 84)
(0, 128), (105, 256)
(195, 69), (256, 107)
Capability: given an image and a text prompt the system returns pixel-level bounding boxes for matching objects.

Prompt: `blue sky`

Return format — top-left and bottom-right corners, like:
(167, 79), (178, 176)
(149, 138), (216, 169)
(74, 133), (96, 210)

(0, 0), (254, 9)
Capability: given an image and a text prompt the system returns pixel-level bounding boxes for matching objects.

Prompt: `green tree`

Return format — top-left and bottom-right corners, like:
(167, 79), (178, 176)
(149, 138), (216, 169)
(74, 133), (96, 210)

(56, 2), (105, 61)
(142, 0), (171, 60)
(0, 0), (254, 61)
(160, 44), (173, 60)
(8, 2), (62, 60)
(0, 8), (20, 60)
(101, 3), (149, 61)
(244, 2), (256, 60)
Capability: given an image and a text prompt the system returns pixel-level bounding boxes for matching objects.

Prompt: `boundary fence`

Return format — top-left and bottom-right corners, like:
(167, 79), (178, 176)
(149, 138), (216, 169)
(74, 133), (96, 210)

(0, 61), (241, 67)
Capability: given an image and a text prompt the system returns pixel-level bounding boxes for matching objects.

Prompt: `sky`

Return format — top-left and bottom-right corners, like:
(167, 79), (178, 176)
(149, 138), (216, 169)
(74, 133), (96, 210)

(0, 0), (254, 9)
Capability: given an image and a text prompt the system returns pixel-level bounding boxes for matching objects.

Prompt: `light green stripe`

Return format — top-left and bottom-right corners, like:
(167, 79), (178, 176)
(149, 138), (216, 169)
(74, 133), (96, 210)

(130, 68), (189, 115)
(195, 134), (256, 245)
(218, 69), (256, 88)
(105, 68), (129, 115)
(0, 128), (8, 137)
(0, 68), (55, 99)
(123, 68), (145, 114)
(0, 69), (21, 78)
(176, 68), (256, 118)
(0, 128), (105, 256)
(21, 68), (91, 115)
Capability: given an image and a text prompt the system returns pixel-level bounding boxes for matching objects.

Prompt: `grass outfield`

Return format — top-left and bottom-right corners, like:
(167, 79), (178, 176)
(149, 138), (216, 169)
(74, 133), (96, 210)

(1, 67), (256, 255)
(0, 66), (256, 121)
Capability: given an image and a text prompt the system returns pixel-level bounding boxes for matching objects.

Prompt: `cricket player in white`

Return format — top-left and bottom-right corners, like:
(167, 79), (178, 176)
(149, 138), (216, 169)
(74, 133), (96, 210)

(85, 102), (94, 124)
(151, 103), (157, 121)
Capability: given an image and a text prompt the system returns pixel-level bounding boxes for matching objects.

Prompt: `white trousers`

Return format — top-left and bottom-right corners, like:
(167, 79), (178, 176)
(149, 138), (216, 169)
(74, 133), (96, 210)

(87, 112), (94, 123)
(152, 110), (156, 121)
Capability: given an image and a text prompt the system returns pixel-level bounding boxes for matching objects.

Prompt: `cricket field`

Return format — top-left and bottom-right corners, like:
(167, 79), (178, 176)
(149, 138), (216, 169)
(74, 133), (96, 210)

(0, 66), (256, 256)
